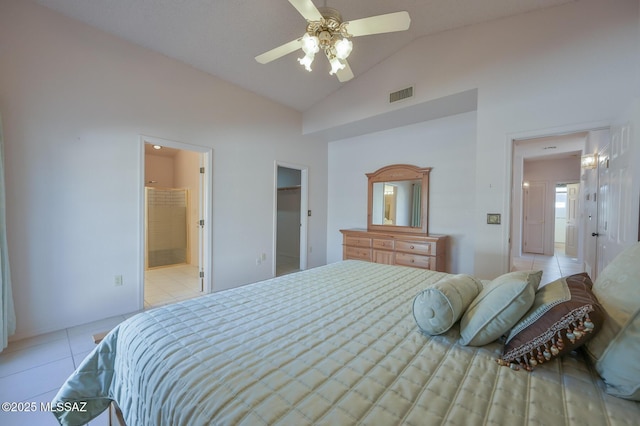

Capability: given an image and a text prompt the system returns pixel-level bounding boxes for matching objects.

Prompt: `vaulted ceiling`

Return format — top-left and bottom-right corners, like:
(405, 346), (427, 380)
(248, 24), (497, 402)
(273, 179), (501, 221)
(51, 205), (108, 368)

(36, 0), (578, 111)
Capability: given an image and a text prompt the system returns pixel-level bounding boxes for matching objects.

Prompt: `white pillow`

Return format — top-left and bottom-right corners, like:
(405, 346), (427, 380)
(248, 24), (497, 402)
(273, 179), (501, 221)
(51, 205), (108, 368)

(413, 274), (483, 335)
(585, 242), (640, 401)
(459, 270), (542, 346)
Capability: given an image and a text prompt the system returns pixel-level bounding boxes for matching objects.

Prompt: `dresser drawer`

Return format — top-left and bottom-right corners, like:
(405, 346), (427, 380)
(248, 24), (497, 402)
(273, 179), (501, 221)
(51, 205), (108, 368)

(345, 246), (372, 261)
(395, 252), (432, 269)
(395, 240), (435, 256)
(341, 229), (448, 272)
(372, 239), (394, 250)
(345, 236), (372, 248)
(373, 250), (394, 265)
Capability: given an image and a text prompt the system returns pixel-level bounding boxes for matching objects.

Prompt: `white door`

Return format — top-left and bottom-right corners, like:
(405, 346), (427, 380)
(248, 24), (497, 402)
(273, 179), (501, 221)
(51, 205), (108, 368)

(523, 182), (545, 254)
(565, 183), (579, 257)
(595, 123), (636, 277)
(596, 145), (612, 276)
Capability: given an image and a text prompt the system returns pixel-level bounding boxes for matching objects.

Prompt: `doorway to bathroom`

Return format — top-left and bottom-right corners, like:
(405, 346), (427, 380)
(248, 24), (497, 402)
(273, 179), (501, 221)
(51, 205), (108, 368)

(140, 136), (212, 310)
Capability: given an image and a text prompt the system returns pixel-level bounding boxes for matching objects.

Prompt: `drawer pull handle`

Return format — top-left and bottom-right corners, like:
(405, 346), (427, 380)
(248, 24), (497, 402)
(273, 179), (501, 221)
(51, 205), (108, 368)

(410, 245), (415, 249)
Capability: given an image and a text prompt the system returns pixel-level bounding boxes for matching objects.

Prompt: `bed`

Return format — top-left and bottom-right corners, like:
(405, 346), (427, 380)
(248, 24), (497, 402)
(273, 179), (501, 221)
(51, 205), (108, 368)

(52, 258), (640, 425)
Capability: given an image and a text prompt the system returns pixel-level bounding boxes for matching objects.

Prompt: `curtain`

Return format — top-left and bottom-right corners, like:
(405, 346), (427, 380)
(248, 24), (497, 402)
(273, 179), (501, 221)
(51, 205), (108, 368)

(411, 183), (422, 227)
(1, 114), (16, 352)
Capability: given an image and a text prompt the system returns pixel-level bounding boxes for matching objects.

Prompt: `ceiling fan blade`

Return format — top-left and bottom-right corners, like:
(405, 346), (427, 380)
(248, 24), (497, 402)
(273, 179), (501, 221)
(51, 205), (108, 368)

(336, 60), (354, 82)
(255, 38), (303, 64)
(288, 0), (323, 22)
(345, 11), (411, 37)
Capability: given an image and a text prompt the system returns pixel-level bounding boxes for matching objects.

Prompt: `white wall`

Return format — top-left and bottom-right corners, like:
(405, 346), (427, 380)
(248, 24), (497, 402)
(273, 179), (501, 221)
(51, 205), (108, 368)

(318, 0), (640, 278)
(0, 0), (327, 340)
(328, 111), (477, 274)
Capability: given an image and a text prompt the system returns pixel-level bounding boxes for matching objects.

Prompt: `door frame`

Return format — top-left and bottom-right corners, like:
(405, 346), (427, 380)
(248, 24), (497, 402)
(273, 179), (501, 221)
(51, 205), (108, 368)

(138, 135), (213, 310)
(507, 121), (610, 271)
(273, 161), (308, 276)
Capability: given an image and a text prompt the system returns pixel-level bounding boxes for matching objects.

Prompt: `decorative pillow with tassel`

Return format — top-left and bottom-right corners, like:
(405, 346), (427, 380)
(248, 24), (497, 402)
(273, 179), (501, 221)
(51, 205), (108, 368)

(498, 273), (604, 371)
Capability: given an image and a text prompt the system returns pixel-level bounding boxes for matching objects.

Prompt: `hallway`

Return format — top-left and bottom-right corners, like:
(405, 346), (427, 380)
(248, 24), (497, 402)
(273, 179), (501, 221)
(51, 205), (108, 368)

(511, 243), (584, 286)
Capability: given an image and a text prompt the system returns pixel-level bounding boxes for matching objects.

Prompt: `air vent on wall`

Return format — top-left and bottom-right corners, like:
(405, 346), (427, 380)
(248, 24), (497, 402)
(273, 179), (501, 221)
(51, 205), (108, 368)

(389, 86), (414, 103)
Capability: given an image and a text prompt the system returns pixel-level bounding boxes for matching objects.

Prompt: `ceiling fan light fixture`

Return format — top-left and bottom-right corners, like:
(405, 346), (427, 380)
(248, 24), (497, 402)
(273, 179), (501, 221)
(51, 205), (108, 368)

(255, 1), (410, 83)
(334, 38), (352, 60)
(301, 33), (320, 55)
(328, 57), (345, 75)
(298, 52), (315, 71)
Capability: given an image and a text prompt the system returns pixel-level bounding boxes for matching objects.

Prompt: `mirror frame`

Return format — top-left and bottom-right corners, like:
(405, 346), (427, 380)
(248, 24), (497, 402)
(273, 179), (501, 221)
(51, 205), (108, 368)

(367, 164), (431, 234)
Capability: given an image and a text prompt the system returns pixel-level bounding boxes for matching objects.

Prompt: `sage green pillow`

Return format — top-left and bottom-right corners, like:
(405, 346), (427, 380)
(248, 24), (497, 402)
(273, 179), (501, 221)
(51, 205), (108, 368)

(585, 242), (640, 401)
(413, 274), (483, 335)
(459, 270), (542, 346)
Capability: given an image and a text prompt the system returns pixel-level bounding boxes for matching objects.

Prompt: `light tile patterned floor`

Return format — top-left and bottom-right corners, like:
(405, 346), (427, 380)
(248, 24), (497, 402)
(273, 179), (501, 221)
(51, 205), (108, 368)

(144, 263), (202, 309)
(0, 264), (202, 425)
(511, 243), (584, 286)
(276, 254), (300, 277)
(0, 313), (136, 426)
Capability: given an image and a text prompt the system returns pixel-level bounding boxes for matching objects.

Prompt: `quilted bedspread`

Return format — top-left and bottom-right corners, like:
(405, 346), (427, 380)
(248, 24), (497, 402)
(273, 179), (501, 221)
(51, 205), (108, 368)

(53, 260), (640, 425)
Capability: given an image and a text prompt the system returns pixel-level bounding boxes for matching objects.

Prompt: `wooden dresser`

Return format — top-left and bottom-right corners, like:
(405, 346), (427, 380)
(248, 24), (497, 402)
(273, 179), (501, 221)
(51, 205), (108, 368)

(340, 229), (448, 272)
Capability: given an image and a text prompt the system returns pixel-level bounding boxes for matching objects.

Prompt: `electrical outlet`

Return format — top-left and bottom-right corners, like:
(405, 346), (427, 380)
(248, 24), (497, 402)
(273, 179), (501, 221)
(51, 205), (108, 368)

(256, 257), (261, 266)
(114, 275), (123, 286)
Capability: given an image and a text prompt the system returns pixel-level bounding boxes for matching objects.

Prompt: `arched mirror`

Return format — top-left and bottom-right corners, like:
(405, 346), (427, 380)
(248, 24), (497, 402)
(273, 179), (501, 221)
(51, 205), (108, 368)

(367, 164), (431, 234)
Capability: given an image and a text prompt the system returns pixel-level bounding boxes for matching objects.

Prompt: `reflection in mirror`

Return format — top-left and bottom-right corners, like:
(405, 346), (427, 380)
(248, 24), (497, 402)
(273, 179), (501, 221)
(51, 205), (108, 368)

(367, 164), (431, 234)
(371, 180), (422, 227)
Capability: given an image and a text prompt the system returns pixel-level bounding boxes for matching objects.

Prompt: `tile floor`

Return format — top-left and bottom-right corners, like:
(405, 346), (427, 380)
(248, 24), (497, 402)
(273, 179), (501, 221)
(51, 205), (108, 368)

(0, 264), (202, 426)
(144, 263), (202, 309)
(276, 254), (300, 277)
(511, 243), (584, 286)
(0, 313), (137, 426)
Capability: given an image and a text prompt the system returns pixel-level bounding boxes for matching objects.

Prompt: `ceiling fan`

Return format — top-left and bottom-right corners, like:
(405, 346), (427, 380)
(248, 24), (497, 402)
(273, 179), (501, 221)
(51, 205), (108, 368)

(255, 0), (411, 82)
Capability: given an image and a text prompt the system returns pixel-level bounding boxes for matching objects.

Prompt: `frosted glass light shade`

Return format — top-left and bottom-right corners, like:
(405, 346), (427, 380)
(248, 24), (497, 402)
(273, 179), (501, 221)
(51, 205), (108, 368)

(298, 52), (315, 71)
(334, 38), (353, 60)
(301, 33), (319, 55)
(329, 57), (345, 75)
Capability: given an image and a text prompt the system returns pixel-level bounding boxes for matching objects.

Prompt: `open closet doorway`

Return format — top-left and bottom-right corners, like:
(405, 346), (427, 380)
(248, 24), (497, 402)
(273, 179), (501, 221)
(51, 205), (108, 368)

(274, 163), (308, 276)
(140, 136), (212, 310)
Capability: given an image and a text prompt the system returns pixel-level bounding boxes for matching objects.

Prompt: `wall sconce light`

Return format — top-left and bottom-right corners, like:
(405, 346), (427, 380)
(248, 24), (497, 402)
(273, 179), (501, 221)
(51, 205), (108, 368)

(581, 153), (597, 169)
